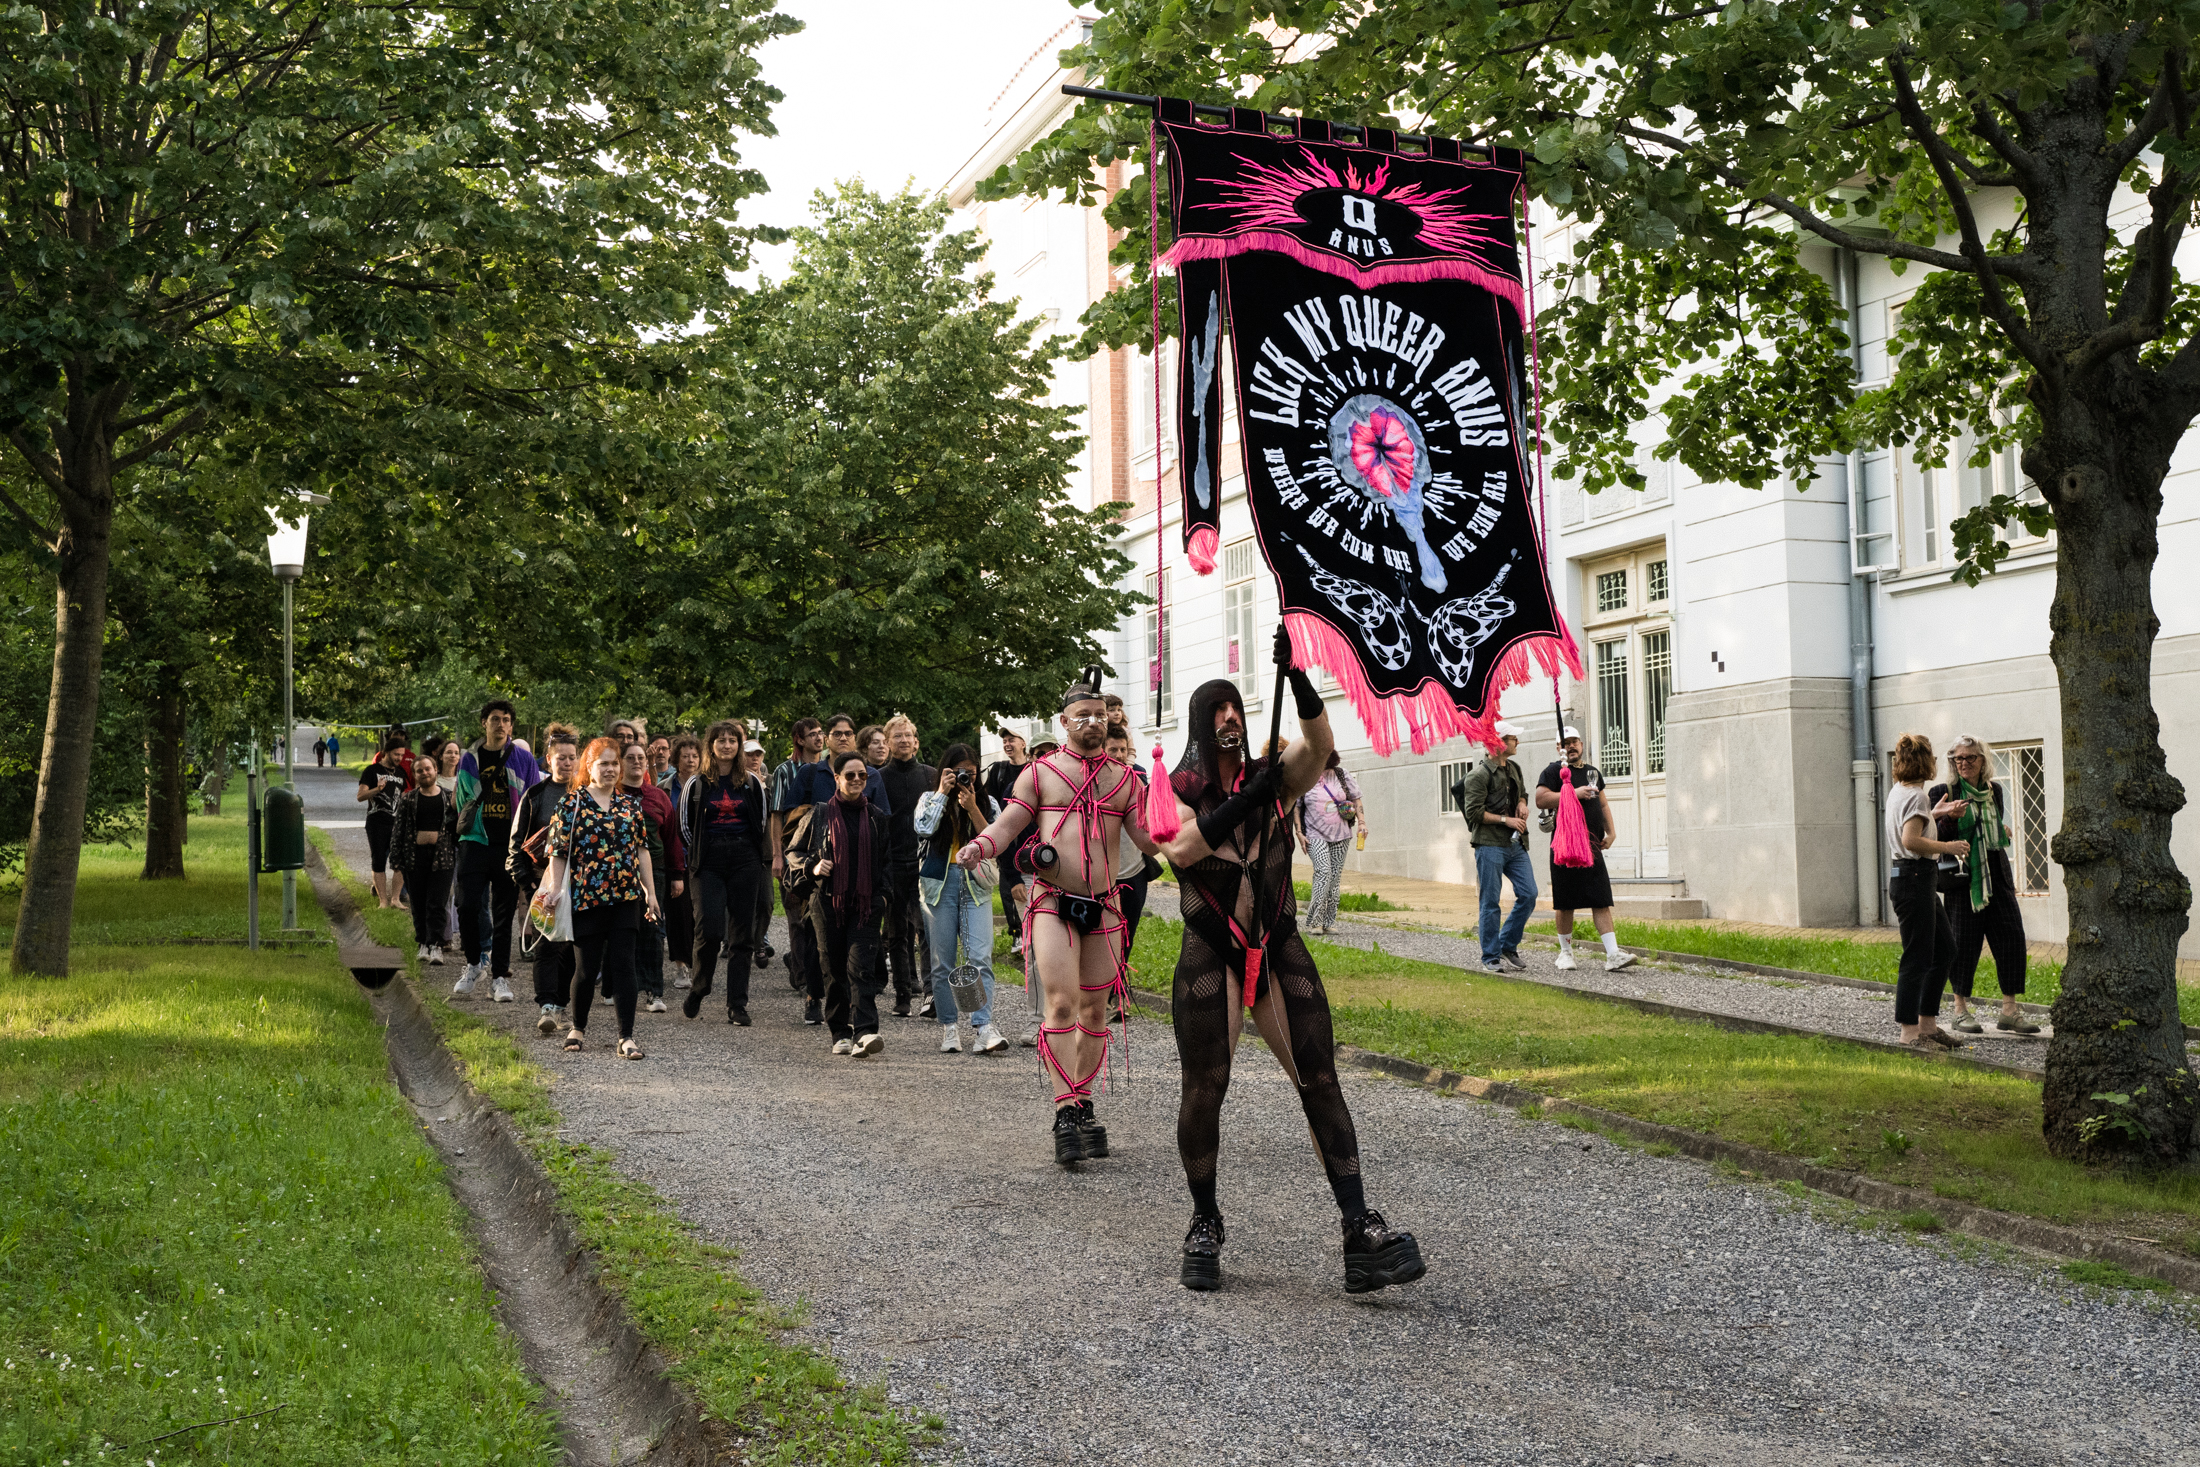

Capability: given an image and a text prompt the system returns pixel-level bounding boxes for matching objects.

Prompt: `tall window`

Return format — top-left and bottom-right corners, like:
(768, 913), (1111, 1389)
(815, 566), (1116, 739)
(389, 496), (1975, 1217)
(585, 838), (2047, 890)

(1438, 760), (1472, 811)
(1646, 559), (1669, 605)
(1595, 638), (1632, 778)
(1641, 629), (1671, 775)
(1855, 444), (1897, 571)
(1996, 742), (2052, 893)
(1224, 538), (1258, 680)
(1143, 568), (1173, 726)
(1595, 568), (1629, 613)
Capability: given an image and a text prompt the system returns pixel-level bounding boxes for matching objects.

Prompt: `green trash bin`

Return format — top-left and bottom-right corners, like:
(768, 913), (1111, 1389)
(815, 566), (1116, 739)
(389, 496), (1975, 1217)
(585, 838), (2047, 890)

(261, 785), (305, 873)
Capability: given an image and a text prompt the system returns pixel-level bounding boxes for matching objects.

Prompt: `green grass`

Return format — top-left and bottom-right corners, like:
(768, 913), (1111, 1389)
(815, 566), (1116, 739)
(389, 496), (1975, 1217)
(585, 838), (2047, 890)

(1287, 880), (1401, 912)
(314, 833), (935, 1464)
(0, 817), (325, 950)
(1120, 913), (2200, 1261)
(0, 812), (556, 1466)
(2061, 1259), (2177, 1293)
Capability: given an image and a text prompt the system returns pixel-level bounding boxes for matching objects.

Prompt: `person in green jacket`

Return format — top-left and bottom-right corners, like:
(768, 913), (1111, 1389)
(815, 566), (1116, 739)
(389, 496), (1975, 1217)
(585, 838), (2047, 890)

(1452, 720), (1536, 973)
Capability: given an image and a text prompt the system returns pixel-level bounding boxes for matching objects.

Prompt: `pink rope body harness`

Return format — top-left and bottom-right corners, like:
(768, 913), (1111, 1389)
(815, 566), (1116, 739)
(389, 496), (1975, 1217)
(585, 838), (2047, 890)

(976, 749), (1142, 1105)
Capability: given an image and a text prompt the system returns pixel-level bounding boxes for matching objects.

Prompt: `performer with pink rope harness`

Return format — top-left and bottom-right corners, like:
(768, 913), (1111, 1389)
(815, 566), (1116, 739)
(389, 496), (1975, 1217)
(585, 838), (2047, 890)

(959, 669), (1158, 1165)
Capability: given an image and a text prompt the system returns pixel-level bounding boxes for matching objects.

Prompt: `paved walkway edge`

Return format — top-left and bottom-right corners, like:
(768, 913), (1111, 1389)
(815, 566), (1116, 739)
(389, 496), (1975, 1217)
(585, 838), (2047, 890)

(305, 842), (714, 1466)
(1334, 1043), (2200, 1296)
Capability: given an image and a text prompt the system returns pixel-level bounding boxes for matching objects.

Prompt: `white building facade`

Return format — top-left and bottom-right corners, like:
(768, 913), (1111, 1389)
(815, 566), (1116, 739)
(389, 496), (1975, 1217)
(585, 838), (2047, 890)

(944, 41), (2200, 953)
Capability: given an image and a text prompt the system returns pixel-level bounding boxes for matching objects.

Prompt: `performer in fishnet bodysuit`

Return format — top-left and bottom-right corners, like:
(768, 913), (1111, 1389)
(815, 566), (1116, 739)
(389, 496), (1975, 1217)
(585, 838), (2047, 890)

(1155, 629), (1427, 1294)
(959, 671), (1158, 1164)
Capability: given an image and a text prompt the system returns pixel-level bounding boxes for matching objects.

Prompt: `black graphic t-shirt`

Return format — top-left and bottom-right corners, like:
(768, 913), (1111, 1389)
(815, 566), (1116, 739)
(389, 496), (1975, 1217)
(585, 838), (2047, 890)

(703, 775), (749, 837)
(475, 745), (515, 847)
(1538, 760), (1607, 839)
(359, 761), (405, 817)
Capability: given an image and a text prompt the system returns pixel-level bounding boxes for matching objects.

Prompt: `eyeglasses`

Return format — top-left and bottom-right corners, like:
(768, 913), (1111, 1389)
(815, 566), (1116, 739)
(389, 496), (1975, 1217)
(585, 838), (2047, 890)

(1952, 754), (1984, 764)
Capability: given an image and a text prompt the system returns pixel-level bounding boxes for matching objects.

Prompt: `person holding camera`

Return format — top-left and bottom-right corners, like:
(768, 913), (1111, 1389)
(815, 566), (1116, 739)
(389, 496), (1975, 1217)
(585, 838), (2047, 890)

(916, 744), (1008, 1054)
(1454, 721), (1535, 973)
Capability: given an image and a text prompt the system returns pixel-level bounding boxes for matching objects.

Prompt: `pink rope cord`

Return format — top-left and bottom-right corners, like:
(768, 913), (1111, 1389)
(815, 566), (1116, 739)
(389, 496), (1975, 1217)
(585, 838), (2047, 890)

(1149, 122), (1167, 701)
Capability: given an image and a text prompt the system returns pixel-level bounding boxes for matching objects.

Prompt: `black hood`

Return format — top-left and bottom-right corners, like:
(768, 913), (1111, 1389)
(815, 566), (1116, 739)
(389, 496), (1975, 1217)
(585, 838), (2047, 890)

(1173, 677), (1263, 805)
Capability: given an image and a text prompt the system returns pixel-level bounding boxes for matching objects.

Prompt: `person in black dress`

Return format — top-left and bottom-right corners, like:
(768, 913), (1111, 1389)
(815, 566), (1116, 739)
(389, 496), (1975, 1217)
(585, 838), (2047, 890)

(1534, 726), (1637, 973)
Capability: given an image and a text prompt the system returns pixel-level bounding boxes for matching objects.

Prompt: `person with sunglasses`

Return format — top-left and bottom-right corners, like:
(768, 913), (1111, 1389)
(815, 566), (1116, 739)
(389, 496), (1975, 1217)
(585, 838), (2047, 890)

(792, 750), (892, 1056)
(1928, 736), (2040, 1035)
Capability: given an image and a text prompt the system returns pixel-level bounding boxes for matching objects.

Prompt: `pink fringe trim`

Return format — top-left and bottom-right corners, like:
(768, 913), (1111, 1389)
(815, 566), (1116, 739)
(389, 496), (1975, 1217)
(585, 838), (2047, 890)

(1162, 234), (1525, 313)
(1145, 746), (1181, 841)
(1552, 765), (1594, 867)
(1284, 611), (1582, 758)
(1186, 524), (1218, 576)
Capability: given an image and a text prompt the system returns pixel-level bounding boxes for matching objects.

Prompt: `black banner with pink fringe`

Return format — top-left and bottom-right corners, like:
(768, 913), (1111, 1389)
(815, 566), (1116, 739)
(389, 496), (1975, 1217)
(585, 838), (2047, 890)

(1156, 98), (1579, 755)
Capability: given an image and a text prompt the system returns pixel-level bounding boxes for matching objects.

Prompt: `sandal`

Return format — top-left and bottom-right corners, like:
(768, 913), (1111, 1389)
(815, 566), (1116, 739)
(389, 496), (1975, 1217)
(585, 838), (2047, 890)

(563, 1030), (585, 1052)
(618, 1038), (645, 1061)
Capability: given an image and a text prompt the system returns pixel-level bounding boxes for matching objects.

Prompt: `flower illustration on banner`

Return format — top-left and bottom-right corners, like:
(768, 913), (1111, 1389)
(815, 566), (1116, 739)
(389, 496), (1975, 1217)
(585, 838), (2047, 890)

(1350, 410), (1416, 500)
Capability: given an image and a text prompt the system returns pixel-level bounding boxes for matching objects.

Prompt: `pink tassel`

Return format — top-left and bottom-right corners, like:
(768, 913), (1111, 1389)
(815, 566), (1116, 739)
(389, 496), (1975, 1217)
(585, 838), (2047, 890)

(1186, 524), (1219, 576)
(1552, 766), (1594, 868)
(1145, 745), (1181, 841)
(1241, 945), (1263, 1008)
(1283, 611), (1579, 758)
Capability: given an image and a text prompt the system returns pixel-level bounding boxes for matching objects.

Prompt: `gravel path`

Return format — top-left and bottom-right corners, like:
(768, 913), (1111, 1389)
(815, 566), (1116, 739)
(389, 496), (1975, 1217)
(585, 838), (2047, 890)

(305, 777), (2200, 1465)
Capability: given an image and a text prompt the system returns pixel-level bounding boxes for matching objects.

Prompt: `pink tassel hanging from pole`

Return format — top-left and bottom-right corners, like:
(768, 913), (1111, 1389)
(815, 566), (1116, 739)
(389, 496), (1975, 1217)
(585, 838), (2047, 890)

(1187, 524), (1219, 576)
(1552, 765), (1594, 868)
(1145, 745), (1181, 842)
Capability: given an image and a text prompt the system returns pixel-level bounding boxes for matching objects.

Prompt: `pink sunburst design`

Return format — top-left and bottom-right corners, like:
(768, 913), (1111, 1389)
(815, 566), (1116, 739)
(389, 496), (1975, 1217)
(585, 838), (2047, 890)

(1348, 410), (1416, 499)
(1205, 150), (1509, 260)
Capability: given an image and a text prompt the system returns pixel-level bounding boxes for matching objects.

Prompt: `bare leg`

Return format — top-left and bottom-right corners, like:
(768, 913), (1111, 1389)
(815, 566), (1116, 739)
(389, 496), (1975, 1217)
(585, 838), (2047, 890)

(1031, 919), (1110, 1105)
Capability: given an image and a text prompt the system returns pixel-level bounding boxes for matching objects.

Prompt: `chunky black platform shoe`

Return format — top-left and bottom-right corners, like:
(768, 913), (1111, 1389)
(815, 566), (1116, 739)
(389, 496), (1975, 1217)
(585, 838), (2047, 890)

(1052, 1105), (1086, 1166)
(1342, 1210), (1427, 1294)
(1075, 1100), (1109, 1158)
(1180, 1213), (1225, 1292)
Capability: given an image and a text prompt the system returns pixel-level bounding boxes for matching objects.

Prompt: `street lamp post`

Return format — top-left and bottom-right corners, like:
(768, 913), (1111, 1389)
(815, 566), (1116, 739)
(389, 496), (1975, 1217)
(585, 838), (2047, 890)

(266, 511), (309, 931)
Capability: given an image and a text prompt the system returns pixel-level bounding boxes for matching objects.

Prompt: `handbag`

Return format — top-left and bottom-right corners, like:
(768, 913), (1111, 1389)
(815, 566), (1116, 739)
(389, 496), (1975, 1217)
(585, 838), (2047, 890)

(529, 874), (573, 943)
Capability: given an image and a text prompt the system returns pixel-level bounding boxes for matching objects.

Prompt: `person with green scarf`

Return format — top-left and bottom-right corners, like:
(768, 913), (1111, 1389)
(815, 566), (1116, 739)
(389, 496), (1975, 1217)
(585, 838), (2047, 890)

(1929, 737), (2041, 1036)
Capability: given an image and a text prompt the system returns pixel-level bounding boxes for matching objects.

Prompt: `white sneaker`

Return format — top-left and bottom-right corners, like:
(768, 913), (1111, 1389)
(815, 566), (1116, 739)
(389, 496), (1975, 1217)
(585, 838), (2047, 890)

(646, 996), (667, 1013)
(451, 964), (479, 997)
(852, 1032), (883, 1057)
(1019, 1030), (1039, 1048)
(1554, 952), (1577, 971)
(940, 1028), (963, 1053)
(415, 944), (430, 962)
(1605, 950), (1637, 972)
(975, 1023), (1009, 1054)
(673, 965), (691, 990)
(831, 1037), (854, 1055)
(427, 946), (445, 966)
(491, 976), (515, 1003)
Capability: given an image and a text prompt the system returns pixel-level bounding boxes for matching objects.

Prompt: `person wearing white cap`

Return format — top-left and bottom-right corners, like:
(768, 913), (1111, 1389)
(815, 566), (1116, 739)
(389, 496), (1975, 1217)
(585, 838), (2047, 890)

(1452, 720), (1537, 973)
(1536, 727), (1636, 972)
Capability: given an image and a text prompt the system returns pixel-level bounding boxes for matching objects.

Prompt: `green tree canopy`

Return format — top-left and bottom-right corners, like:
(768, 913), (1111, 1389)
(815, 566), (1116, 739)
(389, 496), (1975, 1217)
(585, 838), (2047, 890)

(992, 1), (2200, 1163)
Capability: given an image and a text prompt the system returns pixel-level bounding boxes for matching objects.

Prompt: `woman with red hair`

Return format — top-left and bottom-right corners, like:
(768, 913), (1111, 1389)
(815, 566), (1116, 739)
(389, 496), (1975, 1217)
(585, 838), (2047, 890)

(534, 736), (662, 1059)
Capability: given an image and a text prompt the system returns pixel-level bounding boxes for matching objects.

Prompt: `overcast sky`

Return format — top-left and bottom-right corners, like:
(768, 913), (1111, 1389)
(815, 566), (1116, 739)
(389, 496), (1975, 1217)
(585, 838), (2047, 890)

(734, 0), (1085, 281)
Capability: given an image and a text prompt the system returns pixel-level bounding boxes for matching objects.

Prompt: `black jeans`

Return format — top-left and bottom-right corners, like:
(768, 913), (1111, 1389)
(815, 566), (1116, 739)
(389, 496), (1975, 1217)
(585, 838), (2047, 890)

(456, 841), (520, 977)
(813, 902), (884, 1040)
(1946, 850), (2028, 998)
(882, 869), (925, 1003)
(634, 867), (667, 998)
(1890, 868), (1953, 1026)
(407, 849), (451, 947)
(693, 844), (764, 1011)
(534, 940), (574, 1008)
(784, 877), (823, 1000)
(753, 872), (774, 952)
(571, 900), (640, 1039)
(365, 812), (395, 874)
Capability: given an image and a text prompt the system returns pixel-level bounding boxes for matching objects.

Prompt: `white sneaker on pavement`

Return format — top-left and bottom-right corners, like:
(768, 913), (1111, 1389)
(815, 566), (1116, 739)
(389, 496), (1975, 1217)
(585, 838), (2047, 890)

(975, 1023), (1009, 1054)
(940, 1028), (962, 1053)
(491, 976), (515, 1003)
(673, 965), (690, 990)
(1019, 1030), (1038, 1048)
(415, 944), (429, 962)
(428, 946), (445, 966)
(1605, 950), (1637, 972)
(1553, 952), (1577, 972)
(852, 1032), (884, 1057)
(452, 963), (479, 997)
(831, 1037), (854, 1055)
(646, 996), (667, 1013)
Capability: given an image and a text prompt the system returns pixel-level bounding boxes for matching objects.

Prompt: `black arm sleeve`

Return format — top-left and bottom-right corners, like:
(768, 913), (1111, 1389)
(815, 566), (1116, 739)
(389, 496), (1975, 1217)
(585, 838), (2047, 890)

(1286, 666), (1323, 720)
(1196, 767), (1281, 850)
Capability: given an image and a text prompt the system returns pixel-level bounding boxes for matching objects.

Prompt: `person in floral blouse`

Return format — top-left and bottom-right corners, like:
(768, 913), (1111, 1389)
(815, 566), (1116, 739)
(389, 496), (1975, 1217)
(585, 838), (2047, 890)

(534, 736), (662, 1060)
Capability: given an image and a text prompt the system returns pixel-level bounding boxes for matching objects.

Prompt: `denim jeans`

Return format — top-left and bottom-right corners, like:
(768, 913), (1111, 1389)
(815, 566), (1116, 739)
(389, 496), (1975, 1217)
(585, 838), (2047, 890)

(925, 868), (995, 1028)
(1475, 841), (1537, 961)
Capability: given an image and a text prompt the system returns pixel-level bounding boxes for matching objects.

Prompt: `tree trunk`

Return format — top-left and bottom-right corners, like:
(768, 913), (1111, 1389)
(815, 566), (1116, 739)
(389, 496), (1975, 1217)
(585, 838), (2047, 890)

(141, 668), (187, 880)
(9, 496), (113, 976)
(2041, 445), (2200, 1164)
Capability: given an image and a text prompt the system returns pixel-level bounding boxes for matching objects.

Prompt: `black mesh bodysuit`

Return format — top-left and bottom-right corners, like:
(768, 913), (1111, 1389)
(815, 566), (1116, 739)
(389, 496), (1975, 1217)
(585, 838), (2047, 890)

(1169, 686), (1363, 1220)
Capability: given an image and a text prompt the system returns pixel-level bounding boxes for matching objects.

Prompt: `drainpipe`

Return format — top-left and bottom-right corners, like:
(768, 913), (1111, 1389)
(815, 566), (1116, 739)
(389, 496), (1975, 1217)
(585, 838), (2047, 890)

(1837, 247), (1881, 926)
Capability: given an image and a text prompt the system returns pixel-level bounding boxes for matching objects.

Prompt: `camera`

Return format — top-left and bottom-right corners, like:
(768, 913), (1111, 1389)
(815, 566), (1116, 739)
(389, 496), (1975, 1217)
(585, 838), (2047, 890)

(955, 768), (973, 788)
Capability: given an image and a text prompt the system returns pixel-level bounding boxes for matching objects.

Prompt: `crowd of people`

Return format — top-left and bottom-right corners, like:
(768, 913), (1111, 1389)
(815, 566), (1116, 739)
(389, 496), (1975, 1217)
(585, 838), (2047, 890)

(347, 640), (1423, 1297)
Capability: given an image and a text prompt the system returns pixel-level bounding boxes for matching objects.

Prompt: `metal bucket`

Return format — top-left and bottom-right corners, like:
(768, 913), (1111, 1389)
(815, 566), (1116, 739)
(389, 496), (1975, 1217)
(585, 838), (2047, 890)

(949, 963), (991, 1016)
